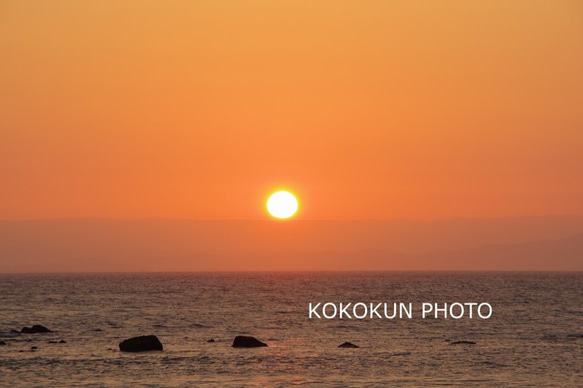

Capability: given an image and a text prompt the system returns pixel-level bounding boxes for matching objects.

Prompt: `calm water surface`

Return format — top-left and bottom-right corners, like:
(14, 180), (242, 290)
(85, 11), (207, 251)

(1, 272), (582, 386)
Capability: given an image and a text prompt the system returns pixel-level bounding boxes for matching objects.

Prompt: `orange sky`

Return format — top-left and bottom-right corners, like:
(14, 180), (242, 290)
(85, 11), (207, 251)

(1, 1), (582, 221)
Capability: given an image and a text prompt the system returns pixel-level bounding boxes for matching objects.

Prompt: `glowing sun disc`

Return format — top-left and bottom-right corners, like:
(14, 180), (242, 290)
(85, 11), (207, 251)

(267, 191), (298, 219)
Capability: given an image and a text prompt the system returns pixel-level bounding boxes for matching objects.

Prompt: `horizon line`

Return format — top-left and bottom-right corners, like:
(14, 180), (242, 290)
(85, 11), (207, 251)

(2, 214), (583, 223)
(1, 269), (582, 275)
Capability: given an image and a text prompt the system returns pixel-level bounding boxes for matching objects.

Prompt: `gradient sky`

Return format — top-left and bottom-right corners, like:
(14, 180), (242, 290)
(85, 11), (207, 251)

(1, 1), (582, 221)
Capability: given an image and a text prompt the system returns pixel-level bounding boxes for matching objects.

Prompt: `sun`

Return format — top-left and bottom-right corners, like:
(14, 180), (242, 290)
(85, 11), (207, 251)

(266, 191), (298, 219)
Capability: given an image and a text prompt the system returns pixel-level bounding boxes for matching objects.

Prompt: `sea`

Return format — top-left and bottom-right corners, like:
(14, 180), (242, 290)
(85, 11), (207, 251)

(0, 272), (582, 387)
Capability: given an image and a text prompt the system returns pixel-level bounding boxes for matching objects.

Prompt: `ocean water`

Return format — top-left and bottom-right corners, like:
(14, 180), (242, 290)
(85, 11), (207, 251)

(0, 272), (582, 387)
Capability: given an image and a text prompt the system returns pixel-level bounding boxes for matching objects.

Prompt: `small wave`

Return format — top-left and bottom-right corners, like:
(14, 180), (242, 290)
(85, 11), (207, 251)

(541, 333), (558, 342)
(391, 351), (411, 356)
(329, 324), (362, 330)
(449, 340), (476, 345)
(566, 310), (583, 316)
(0, 330), (20, 338)
(480, 360), (509, 368)
(542, 333), (583, 342)
(189, 323), (211, 329)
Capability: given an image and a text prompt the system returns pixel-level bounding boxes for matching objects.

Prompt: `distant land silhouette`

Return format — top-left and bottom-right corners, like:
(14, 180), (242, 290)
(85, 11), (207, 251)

(1, 216), (582, 272)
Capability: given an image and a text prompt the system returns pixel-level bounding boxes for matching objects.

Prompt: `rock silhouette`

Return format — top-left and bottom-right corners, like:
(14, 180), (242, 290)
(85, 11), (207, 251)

(232, 336), (267, 348)
(0, 341), (6, 346)
(21, 325), (52, 334)
(338, 342), (359, 348)
(119, 335), (163, 352)
(207, 338), (215, 343)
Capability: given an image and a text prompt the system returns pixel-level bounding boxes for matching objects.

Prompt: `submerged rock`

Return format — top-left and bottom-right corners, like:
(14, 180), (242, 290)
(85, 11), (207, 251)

(232, 336), (267, 348)
(450, 340), (476, 345)
(338, 342), (359, 348)
(0, 341), (6, 346)
(21, 325), (52, 334)
(207, 338), (215, 343)
(119, 335), (163, 352)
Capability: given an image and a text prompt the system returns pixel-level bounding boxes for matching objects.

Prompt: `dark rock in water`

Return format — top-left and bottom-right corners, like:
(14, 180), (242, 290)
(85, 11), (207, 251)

(30, 346), (37, 350)
(450, 340), (476, 345)
(59, 340), (66, 344)
(0, 341), (6, 346)
(119, 335), (163, 352)
(21, 325), (52, 334)
(232, 336), (267, 348)
(48, 340), (58, 344)
(207, 338), (215, 343)
(338, 342), (359, 348)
